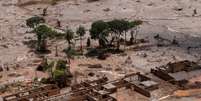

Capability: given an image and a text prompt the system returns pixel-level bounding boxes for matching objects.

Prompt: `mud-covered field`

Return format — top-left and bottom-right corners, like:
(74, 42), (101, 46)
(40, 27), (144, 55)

(1, 0), (201, 100)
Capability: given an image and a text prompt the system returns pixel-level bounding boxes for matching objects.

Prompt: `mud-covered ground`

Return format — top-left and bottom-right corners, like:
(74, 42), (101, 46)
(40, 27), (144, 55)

(1, 0), (201, 100)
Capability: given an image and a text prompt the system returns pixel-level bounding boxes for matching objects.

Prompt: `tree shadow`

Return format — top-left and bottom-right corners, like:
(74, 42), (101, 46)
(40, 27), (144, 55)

(85, 47), (124, 59)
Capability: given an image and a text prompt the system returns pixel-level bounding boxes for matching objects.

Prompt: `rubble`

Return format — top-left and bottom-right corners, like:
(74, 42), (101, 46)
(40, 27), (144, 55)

(151, 60), (201, 87)
(41, 73), (158, 101)
(88, 64), (103, 69)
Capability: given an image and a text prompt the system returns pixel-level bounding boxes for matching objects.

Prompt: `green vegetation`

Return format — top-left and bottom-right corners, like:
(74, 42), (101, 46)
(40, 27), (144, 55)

(34, 24), (62, 52)
(26, 16), (45, 28)
(129, 20), (143, 44)
(26, 16), (65, 53)
(53, 59), (72, 88)
(37, 59), (54, 72)
(90, 20), (109, 47)
(65, 27), (74, 47)
(26, 17), (144, 87)
(76, 26), (86, 52)
(38, 59), (72, 88)
(87, 37), (91, 47)
(56, 60), (67, 70)
(89, 19), (143, 49)
(26, 14), (142, 55)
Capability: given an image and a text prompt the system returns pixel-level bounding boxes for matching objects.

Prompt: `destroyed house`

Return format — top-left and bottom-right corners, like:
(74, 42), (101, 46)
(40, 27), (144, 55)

(71, 77), (108, 91)
(42, 73), (159, 101)
(3, 84), (59, 101)
(166, 60), (201, 73)
(151, 60), (201, 86)
(86, 89), (117, 101)
(102, 83), (117, 94)
(123, 73), (159, 97)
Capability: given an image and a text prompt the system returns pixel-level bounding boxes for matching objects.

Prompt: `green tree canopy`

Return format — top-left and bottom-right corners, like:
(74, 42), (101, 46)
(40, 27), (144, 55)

(34, 24), (64, 52)
(107, 19), (126, 34)
(53, 69), (65, 79)
(26, 16), (45, 28)
(76, 26), (86, 37)
(76, 26), (86, 52)
(56, 60), (67, 70)
(90, 20), (109, 39)
(34, 25), (52, 39)
(65, 27), (74, 45)
(129, 20), (143, 28)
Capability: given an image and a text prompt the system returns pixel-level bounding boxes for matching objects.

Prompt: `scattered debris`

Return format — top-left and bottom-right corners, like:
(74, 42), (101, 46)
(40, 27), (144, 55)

(3, 84), (59, 101)
(88, 64), (103, 68)
(103, 8), (110, 12)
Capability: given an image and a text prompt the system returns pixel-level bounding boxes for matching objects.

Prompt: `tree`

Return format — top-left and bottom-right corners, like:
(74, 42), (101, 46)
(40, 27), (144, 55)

(63, 46), (79, 67)
(129, 20), (143, 44)
(90, 20), (109, 47)
(65, 27), (74, 47)
(121, 20), (130, 49)
(87, 37), (91, 47)
(53, 69), (68, 88)
(76, 26), (86, 52)
(34, 25), (52, 52)
(56, 60), (67, 70)
(27, 16), (65, 53)
(107, 19), (126, 50)
(34, 24), (64, 52)
(39, 59), (72, 88)
(26, 16), (45, 28)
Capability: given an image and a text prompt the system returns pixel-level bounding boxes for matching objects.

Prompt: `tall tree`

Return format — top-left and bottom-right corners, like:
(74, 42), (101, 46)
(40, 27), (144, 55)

(90, 20), (109, 47)
(107, 19), (125, 50)
(34, 24), (64, 52)
(65, 27), (74, 47)
(129, 20), (143, 44)
(121, 20), (130, 49)
(63, 46), (78, 66)
(34, 25), (52, 52)
(87, 37), (91, 47)
(76, 26), (86, 52)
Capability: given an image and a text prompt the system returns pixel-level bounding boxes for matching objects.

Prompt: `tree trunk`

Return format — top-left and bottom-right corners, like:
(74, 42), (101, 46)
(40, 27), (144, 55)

(134, 27), (139, 43)
(37, 35), (42, 51)
(80, 36), (83, 54)
(130, 31), (134, 44)
(117, 33), (121, 50)
(55, 45), (58, 56)
(40, 39), (47, 52)
(68, 40), (71, 48)
(124, 31), (127, 50)
(67, 55), (71, 67)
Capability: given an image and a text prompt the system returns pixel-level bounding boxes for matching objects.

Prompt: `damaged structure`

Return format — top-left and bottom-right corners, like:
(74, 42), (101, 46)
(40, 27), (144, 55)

(3, 84), (60, 101)
(43, 72), (158, 101)
(2, 72), (159, 101)
(151, 60), (201, 87)
(123, 73), (159, 97)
